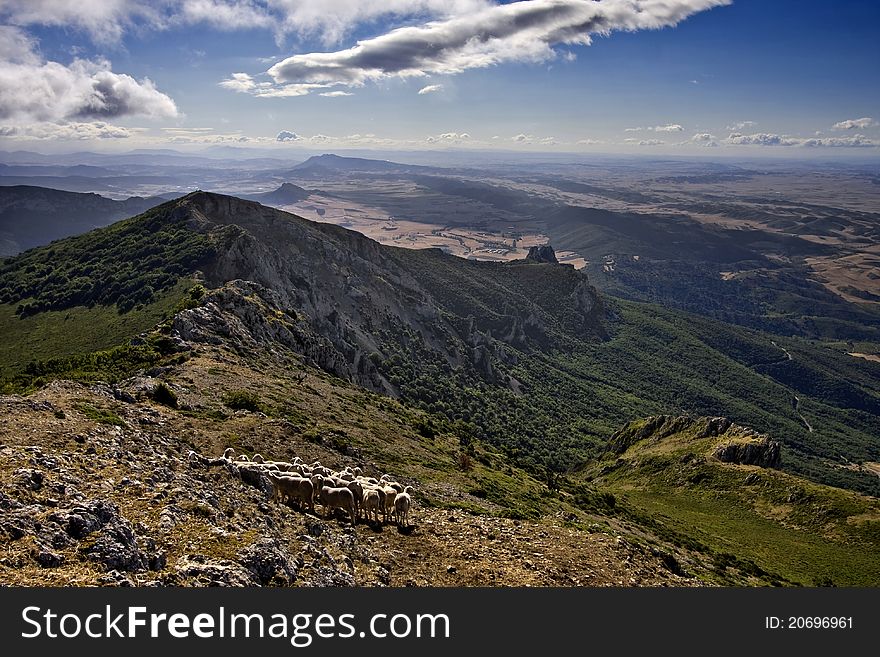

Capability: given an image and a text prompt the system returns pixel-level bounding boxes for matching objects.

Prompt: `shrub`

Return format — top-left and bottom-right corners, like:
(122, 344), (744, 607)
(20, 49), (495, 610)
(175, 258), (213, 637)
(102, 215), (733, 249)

(222, 389), (263, 412)
(151, 382), (178, 408)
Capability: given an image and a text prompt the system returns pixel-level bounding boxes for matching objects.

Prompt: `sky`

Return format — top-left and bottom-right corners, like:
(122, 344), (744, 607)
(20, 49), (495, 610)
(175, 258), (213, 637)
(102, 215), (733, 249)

(0, 0), (878, 155)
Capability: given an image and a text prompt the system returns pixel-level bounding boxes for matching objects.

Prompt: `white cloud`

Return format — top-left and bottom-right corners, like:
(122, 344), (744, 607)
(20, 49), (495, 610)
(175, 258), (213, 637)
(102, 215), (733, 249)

(252, 83), (329, 97)
(0, 25), (39, 64)
(0, 26), (178, 123)
(0, 0), (492, 45)
(624, 127), (643, 132)
(319, 90), (353, 97)
(724, 132), (876, 148)
(724, 133), (798, 146)
(418, 84), (443, 95)
(219, 72), (256, 93)
(726, 120), (756, 131)
(682, 132), (718, 147)
(0, 0), (160, 43)
(268, 0), (731, 87)
(576, 138), (604, 145)
(0, 120), (137, 140)
(276, 130), (301, 142)
(626, 138), (664, 146)
(801, 134), (876, 148)
(266, 0), (492, 44)
(308, 134), (333, 143)
(426, 131), (470, 143)
(177, 0), (273, 31)
(652, 124), (683, 132)
(832, 117), (876, 130)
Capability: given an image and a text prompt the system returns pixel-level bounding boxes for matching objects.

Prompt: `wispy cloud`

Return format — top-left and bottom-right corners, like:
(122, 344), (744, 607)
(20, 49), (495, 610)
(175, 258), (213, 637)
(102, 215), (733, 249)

(726, 120), (756, 131)
(418, 84), (444, 95)
(268, 0), (731, 88)
(319, 90), (353, 97)
(832, 117), (876, 130)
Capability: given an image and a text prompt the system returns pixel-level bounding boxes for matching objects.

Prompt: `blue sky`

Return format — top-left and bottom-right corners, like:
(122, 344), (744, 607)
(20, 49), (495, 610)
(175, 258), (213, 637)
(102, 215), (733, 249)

(0, 0), (878, 154)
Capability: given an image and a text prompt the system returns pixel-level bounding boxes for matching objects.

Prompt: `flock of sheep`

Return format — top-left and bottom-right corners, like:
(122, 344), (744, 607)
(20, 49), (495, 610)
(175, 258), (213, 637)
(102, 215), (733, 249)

(210, 448), (414, 528)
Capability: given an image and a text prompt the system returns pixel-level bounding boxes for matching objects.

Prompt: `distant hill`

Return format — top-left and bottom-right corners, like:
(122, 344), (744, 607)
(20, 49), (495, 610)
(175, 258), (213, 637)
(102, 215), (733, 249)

(0, 186), (165, 255)
(241, 182), (311, 205)
(291, 153), (430, 176)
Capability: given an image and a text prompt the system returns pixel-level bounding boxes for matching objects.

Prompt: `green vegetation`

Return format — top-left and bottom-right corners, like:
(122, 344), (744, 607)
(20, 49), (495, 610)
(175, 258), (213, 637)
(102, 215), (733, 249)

(0, 278), (195, 379)
(590, 418), (880, 586)
(222, 389), (264, 413)
(72, 402), (126, 427)
(151, 382), (178, 408)
(0, 200), (216, 316)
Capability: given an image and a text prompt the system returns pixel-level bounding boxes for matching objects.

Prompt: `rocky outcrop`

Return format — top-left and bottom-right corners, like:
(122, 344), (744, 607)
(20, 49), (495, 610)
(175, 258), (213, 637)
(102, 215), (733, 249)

(714, 437), (781, 469)
(526, 245), (559, 263)
(609, 415), (782, 469)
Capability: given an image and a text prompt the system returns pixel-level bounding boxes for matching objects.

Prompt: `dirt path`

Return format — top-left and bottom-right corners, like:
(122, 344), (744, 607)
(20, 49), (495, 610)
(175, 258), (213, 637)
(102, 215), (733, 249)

(770, 341), (814, 433)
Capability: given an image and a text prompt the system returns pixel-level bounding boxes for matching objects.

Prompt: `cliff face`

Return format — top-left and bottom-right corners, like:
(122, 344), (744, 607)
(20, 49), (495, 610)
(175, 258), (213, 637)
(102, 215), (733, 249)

(168, 192), (605, 395)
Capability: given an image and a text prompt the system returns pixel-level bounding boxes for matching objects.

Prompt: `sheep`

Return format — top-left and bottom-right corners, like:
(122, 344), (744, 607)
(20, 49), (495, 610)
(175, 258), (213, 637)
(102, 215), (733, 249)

(362, 488), (381, 524)
(381, 486), (397, 523)
(394, 486), (413, 527)
(380, 474), (404, 493)
(310, 474), (326, 501)
(269, 473), (314, 512)
(223, 447), (236, 460)
(346, 479), (364, 521)
(319, 485), (356, 524)
(235, 454), (250, 462)
(187, 450), (209, 467)
(252, 453), (264, 463)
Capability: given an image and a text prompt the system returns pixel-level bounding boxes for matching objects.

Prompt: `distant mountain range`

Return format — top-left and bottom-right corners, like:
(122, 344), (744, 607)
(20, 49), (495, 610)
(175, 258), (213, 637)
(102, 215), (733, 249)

(0, 186), (167, 256)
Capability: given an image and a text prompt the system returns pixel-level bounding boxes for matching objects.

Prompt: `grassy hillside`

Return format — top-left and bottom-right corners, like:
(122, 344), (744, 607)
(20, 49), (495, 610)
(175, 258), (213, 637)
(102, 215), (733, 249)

(0, 279), (197, 380)
(590, 416), (880, 586)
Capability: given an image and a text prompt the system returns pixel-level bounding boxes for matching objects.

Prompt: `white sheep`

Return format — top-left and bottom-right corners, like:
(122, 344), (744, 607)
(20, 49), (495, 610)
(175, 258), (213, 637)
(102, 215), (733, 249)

(319, 485), (356, 524)
(381, 485), (397, 523)
(394, 486), (413, 527)
(252, 453), (264, 463)
(362, 488), (381, 523)
(223, 447), (236, 460)
(269, 473), (314, 513)
(346, 479), (364, 521)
